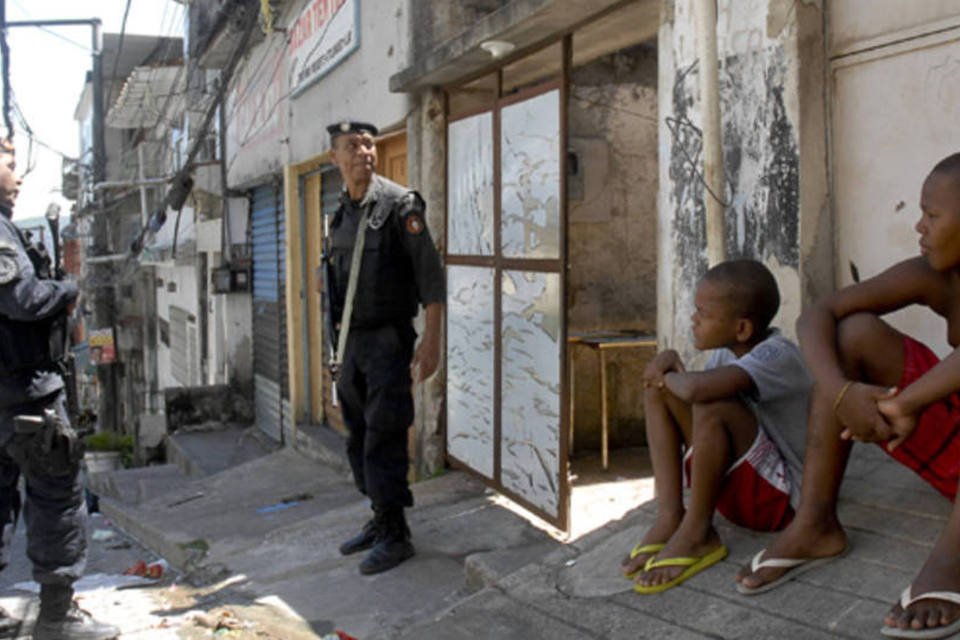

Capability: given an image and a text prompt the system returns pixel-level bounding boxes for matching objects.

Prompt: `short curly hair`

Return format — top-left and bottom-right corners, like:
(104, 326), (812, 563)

(701, 259), (780, 334)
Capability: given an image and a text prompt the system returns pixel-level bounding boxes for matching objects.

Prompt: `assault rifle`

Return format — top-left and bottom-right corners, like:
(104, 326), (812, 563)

(320, 211), (340, 407)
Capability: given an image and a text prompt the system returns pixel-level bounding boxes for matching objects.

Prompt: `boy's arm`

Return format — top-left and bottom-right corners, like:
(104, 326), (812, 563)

(663, 365), (754, 404)
(798, 257), (934, 442)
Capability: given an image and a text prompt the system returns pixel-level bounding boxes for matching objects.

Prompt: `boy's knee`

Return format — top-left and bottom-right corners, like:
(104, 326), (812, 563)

(691, 399), (738, 426)
(836, 312), (882, 354)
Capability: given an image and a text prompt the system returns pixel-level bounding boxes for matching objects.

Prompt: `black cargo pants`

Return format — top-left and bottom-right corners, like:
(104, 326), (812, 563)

(0, 390), (86, 585)
(338, 323), (416, 510)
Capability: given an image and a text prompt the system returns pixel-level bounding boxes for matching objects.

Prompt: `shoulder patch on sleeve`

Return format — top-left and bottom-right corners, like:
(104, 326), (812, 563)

(398, 191), (425, 217)
(398, 191), (427, 235)
(405, 214), (425, 235)
(0, 240), (20, 285)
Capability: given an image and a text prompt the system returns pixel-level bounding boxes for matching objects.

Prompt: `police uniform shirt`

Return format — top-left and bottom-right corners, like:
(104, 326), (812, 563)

(0, 211), (77, 405)
(330, 174), (443, 329)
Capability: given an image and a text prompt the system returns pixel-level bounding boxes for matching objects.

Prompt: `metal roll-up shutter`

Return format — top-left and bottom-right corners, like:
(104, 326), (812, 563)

(251, 183), (290, 442)
(319, 167), (345, 434)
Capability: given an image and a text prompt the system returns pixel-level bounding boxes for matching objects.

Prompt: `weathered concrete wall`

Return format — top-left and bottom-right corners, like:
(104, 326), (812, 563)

(155, 263), (200, 389)
(411, 0), (508, 60)
(285, 0), (412, 163)
(828, 4), (960, 356)
(568, 43), (659, 449)
(226, 0), (413, 187)
(658, 0), (827, 362)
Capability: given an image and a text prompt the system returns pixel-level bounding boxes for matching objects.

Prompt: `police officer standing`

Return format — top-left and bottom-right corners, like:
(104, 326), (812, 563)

(326, 121), (444, 575)
(0, 140), (119, 639)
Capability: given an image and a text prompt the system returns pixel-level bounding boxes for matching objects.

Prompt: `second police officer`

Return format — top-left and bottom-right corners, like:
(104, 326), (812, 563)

(326, 121), (444, 575)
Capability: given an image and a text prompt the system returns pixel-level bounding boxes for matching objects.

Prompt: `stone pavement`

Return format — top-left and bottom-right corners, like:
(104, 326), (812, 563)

(400, 445), (952, 639)
(94, 426), (953, 639)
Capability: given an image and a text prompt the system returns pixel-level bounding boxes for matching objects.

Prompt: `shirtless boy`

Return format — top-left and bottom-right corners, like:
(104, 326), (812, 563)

(736, 153), (960, 639)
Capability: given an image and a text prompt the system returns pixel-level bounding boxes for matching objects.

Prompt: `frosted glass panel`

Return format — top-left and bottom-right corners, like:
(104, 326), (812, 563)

(500, 90), (561, 259)
(448, 112), (494, 256)
(500, 270), (562, 516)
(446, 266), (496, 477)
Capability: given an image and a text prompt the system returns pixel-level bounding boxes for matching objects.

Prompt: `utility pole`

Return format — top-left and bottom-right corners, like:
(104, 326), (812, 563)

(0, 0), (14, 141)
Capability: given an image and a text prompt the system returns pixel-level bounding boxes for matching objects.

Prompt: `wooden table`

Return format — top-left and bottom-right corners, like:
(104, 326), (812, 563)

(568, 332), (656, 470)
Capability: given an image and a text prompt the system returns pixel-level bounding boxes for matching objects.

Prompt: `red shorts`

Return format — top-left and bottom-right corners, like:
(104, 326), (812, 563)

(684, 427), (794, 532)
(887, 337), (960, 501)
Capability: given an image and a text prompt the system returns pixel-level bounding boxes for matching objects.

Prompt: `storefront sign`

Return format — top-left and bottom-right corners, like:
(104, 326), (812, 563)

(88, 328), (116, 365)
(288, 0), (359, 97)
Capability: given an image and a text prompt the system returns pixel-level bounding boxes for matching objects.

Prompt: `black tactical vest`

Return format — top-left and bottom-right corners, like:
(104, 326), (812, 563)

(0, 226), (68, 377)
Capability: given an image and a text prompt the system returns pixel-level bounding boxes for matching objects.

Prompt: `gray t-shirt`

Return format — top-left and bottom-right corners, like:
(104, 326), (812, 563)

(706, 329), (812, 506)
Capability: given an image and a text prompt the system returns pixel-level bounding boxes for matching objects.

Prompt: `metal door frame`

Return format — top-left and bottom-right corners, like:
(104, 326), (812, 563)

(443, 36), (571, 531)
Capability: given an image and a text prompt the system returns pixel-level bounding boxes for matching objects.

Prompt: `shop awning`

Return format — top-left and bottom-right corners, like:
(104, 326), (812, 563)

(106, 65), (187, 129)
(388, 0), (658, 92)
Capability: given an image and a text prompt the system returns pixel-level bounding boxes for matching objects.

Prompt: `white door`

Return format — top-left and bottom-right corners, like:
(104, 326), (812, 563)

(830, 4), (960, 354)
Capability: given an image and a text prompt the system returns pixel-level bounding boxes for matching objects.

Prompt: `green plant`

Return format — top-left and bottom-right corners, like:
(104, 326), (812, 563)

(84, 432), (134, 467)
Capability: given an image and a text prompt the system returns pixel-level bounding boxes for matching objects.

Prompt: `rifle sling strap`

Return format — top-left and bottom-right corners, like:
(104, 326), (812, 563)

(334, 208), (369, 371)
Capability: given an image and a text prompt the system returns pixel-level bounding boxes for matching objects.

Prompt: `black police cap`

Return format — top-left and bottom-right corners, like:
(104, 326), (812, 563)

(327, 120), (379, 142)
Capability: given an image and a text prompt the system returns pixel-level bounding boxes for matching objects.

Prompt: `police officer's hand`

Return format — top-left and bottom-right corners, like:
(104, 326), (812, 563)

(411, 338), (439, 382)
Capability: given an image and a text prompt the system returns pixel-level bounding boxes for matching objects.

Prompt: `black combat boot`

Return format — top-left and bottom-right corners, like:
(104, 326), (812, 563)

(33, 584), (120, 640)
(0, 606), (21, 639)
(358, 508), (414, 575)
(339, 515), (379, 555)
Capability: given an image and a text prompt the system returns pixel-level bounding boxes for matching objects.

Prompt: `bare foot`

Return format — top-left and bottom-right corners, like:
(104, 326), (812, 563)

(635, 522), (722, 589)
(883, 542), (960, 634)
(621, 513), (683, 577)
(735, 515), (847, 591)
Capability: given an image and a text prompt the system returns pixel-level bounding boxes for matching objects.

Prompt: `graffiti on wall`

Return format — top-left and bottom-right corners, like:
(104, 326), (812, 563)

(667, 45), (800, 283)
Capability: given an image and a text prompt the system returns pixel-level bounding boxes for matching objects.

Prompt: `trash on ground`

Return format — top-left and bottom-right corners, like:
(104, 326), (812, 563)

(124, 559), (168, 579)
(91, 529), (116, 542)
(106, 540), (133, 550)
(189, 609), (248, 631)
(321, 631), (359, 640)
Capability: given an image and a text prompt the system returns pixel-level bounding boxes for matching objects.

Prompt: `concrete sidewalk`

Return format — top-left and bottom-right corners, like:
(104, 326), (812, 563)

(100, 431), (561, 638)
(101, 429), (953, 639)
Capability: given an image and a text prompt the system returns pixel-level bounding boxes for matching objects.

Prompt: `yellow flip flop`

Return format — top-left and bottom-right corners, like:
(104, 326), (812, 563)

(634, 545), (729, 595)
(623, 542), (666, 579)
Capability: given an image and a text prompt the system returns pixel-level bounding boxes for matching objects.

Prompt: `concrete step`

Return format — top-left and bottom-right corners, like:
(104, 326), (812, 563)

(101, 447), (358, 573)
(166, 423), (280, 478)
(87, 463), (190, 505)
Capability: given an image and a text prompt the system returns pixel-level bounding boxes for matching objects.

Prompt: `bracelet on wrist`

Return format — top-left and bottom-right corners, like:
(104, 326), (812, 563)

(832, 380), (854, 418)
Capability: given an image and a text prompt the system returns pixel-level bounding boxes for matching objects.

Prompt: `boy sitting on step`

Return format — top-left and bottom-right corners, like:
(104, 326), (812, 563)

(621, 259), (810, 594)
(736, 153), (960, 640)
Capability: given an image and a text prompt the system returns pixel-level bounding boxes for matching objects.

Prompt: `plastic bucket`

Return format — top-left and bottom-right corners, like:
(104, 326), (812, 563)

(84, 451), (122, 474)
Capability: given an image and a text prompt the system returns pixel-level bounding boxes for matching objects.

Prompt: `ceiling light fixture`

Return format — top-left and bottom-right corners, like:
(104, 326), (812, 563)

(480, 40), (516, 59)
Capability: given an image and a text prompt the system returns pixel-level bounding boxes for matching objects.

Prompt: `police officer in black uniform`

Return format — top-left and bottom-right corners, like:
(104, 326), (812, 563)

(327, 121), (444, 575)
(0, 141), (119, 639)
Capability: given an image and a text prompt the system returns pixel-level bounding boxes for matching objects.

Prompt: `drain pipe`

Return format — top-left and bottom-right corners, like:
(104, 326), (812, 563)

(694, 0), (725, 266)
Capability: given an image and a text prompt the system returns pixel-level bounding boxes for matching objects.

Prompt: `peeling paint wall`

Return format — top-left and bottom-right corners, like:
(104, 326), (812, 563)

(658, 0), (826, 361)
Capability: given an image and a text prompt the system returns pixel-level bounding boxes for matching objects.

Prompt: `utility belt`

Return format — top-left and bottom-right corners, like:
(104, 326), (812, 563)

(0, 313), (68, 377)
(8, 406), (84, 477)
